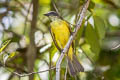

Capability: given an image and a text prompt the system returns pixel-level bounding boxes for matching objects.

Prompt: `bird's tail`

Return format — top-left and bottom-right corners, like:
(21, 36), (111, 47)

(67, 55), (84, 76)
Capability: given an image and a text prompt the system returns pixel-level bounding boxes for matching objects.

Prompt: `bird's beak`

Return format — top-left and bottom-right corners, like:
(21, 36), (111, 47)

(44, 13), (49, 16)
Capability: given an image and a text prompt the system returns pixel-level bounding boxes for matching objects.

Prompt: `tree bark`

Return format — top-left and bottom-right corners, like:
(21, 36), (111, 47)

(26, 0), (39, 80)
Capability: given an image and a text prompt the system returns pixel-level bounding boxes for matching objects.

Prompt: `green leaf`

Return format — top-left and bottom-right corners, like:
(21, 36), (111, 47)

(92, 0), (104, 4)
(81, 44), (98, 61)
(39, 0), (51, 5)
(88, 1), (95, 12)
(85, 22), (100, 54)
(9, 52), (16, 58)
(94, 16), (105, 40)
(11, 36), (21, 42)
(0, 40), (11, 53)
(14, 57), (23, 65)
(75, 20), (85, 46)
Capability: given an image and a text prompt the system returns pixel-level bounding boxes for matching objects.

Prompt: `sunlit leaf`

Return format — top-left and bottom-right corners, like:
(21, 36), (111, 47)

(39, 0), (51, 5)
(2, 52), (16, 65)
(81, 44), (98, 61)
(92, 0), (103, 4)
(9, 52), (16, 58)
(0, 40), (11, 53)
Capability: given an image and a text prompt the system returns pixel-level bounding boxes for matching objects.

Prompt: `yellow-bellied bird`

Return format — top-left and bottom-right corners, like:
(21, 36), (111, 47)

(44, 11), (84, 76)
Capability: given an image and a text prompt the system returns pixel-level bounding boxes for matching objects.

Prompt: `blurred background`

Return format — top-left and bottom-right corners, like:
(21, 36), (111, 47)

(0, 0), (120, 80)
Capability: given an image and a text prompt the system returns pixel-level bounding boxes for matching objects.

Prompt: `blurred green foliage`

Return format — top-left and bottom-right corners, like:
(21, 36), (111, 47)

(0, 0), (120, 80)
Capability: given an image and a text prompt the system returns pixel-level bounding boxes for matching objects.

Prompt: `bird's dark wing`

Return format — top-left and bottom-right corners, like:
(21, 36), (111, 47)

(48, 26), (62, 52)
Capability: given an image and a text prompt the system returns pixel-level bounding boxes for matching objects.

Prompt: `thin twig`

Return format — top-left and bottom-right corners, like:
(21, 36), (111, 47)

(49, 46), (52, 80)
(52, 0), (61, 16)
(64, 60), (68, 80)
(14, 0), (27, 11)
(23, 1), (33, 35)
(52, 0), (75, 26)
(4, 66), (56, 77)
(55, 0), (90, 80)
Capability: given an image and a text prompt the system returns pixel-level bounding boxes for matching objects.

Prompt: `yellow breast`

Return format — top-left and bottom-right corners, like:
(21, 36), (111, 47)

(50, 20), (73, 60)
(50, 20), (70, 48)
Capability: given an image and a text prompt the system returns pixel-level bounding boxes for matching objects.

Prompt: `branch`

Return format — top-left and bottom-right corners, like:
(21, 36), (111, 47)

(55, 0), (90, 80)
(52, 0), (75, 26)
(4, 66), (56, 77)
(23, 1), (33, 34)
(104, 0), (119, 9)
(14, 0), (27, 11)
(26, 0), (38, 80)
(52, 0), (61, 16)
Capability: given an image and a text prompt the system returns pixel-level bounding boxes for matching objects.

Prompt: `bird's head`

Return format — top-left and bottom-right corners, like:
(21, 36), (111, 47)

(44, 11), (61, 21)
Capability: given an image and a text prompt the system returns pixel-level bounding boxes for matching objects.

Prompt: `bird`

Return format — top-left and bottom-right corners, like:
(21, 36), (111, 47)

(44, 11), (84, 76)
